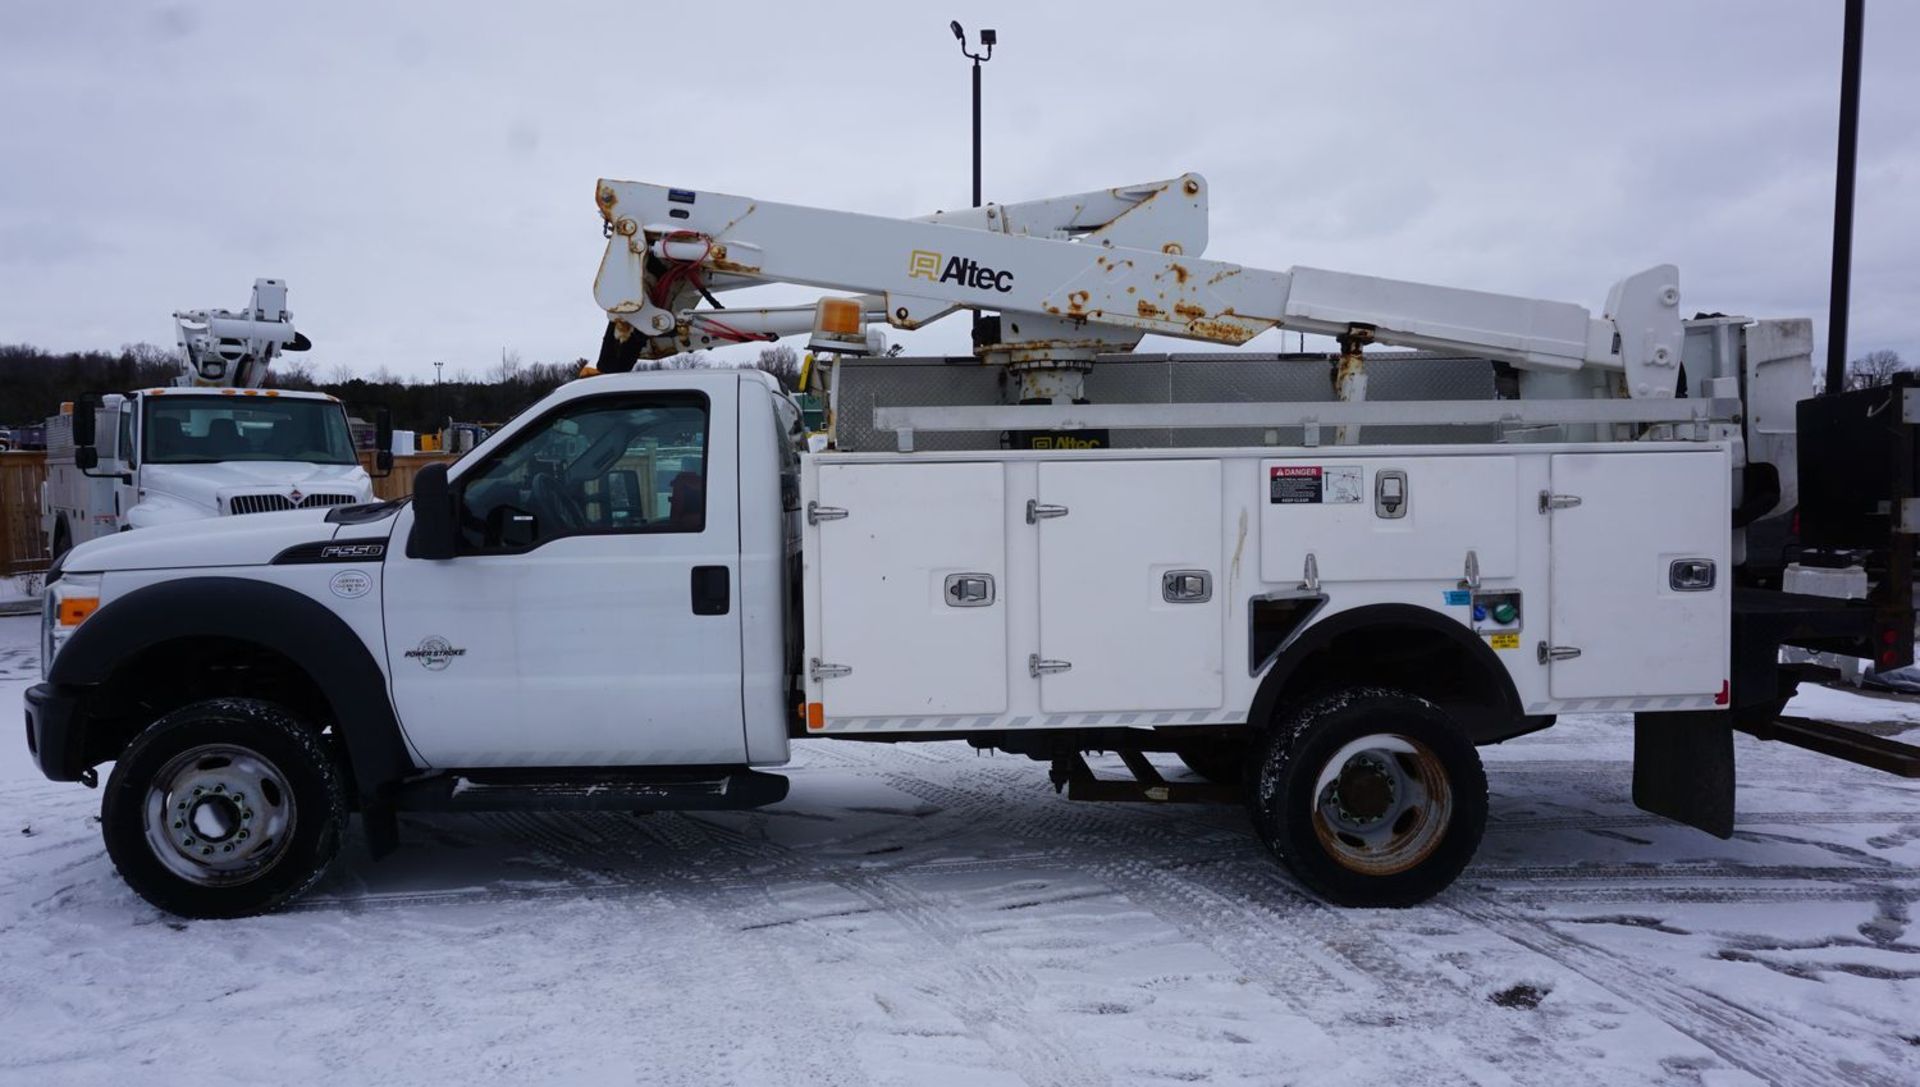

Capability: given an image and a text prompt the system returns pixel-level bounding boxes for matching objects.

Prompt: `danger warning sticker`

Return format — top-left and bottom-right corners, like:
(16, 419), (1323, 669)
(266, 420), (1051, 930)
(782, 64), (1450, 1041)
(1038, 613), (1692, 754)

(1270, 465), (1364, 505)
(1270, 466), (1322, 503)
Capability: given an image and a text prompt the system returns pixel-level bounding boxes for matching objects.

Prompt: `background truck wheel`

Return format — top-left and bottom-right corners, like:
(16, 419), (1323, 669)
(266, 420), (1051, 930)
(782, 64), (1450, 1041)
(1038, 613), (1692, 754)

(101, 698), (348, 919)
(1250, 687), (1488, 908)
(51, 519), (72, 562)
(1176, 740), (1249, 786)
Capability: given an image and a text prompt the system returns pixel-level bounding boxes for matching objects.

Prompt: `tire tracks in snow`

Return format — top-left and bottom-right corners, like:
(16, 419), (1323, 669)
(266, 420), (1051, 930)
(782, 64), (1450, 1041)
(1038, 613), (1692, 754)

(1447, 892), (1909, 1087)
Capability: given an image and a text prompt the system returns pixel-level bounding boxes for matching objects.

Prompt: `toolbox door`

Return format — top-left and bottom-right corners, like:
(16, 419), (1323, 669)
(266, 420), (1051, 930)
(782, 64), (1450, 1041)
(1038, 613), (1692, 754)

(1547, 450), (1730, 700)
(813, 462), (1009, 718)
(1036, 459), (1224, 713)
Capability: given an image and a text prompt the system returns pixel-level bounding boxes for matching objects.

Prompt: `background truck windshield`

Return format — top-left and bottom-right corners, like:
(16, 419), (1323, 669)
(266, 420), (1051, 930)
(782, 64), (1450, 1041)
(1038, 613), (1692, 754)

(143, 396), (357, 465)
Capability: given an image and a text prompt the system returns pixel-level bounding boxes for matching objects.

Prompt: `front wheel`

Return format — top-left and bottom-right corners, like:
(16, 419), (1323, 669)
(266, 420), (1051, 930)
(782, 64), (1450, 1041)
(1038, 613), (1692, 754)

(102, 699), (348, 918)
(1251, 687), (1487, 907)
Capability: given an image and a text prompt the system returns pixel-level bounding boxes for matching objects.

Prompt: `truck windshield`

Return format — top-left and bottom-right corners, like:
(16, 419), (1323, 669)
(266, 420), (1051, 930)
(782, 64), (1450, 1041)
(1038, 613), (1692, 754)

(143, 396), (357, 465)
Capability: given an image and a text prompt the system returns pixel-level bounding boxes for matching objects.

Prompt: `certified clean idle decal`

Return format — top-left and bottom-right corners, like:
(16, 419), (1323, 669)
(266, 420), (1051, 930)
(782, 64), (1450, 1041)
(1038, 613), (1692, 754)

(405, 636), (466, 671)
(329, 570), (373, 599)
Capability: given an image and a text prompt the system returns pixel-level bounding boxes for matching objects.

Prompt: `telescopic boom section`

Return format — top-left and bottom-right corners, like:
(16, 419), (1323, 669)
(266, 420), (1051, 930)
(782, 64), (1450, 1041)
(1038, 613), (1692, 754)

(593, 176), (1686, 398)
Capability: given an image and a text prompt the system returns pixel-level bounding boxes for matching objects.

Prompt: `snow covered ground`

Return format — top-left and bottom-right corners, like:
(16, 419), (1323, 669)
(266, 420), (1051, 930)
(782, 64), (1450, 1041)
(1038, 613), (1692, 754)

(1, 613), (1916, 1086)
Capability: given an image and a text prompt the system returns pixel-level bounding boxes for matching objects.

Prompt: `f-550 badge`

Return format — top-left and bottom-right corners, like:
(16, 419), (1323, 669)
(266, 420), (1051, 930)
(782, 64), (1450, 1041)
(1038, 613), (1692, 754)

(405, 636), (466, 671)
(908, 249), (1014, 293)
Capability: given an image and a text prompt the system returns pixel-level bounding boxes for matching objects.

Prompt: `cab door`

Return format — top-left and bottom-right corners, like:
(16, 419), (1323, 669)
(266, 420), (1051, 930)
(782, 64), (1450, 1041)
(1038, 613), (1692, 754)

(381, 374), (745, 767)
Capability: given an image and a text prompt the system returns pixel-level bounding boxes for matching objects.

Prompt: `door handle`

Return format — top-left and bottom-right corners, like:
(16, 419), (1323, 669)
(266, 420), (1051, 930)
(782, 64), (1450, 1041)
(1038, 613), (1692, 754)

(691, 565), (730, 616)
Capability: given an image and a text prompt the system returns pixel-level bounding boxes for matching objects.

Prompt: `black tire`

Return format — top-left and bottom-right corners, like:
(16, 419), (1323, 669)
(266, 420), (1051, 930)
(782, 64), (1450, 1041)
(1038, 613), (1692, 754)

(102, 698), (347, 918)
(1250, 687), (1487, 908)
(1176, 740), (1250, 787)
(51, 519), (72, 563)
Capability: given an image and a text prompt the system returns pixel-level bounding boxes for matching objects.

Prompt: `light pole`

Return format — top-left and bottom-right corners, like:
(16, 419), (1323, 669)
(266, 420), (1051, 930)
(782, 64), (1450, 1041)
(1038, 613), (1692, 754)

(950, 21), (995, 346)
(1825, 0), (1865, 395)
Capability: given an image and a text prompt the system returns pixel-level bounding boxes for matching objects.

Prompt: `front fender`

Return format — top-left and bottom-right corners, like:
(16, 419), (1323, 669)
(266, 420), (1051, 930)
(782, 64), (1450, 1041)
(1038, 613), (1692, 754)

(50, 576), (415, 801)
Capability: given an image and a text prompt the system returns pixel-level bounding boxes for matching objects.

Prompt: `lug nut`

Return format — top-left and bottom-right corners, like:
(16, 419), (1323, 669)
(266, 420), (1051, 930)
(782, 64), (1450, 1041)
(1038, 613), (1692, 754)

(200, 846), (213, 855)
(172, 820), (184, 830)
(193, 787), (204, 796)
(214, 784), (225, 793)
(183, 837), (195, 846)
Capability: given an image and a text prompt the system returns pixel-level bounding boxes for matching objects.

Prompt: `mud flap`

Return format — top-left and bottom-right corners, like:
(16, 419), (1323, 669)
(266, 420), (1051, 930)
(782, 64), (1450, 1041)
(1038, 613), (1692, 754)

(1632, 710), (1734, 838)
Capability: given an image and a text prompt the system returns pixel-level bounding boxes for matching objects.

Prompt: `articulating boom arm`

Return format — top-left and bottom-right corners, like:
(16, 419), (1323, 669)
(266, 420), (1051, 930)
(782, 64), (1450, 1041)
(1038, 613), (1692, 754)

(593, 175), (1685, 399)
(173, 278), (312, 389)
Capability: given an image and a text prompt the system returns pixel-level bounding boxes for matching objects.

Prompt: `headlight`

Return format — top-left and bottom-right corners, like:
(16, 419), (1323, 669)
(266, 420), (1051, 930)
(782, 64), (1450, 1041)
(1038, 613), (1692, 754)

(42, 573), (102, 679)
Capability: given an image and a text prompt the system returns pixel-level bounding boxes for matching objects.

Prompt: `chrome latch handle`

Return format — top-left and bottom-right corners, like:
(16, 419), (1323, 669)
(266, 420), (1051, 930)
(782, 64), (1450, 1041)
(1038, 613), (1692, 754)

(1028, 654), (1072, 677)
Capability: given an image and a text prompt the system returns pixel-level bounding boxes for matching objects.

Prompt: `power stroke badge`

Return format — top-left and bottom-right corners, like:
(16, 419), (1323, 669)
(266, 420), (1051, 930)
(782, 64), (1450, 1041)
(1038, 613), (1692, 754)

(405, 636), (466, 671)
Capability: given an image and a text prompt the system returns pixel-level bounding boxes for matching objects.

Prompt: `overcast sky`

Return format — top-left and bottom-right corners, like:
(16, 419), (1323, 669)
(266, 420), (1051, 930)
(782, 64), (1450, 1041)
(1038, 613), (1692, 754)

(2, 1), (1914, 382)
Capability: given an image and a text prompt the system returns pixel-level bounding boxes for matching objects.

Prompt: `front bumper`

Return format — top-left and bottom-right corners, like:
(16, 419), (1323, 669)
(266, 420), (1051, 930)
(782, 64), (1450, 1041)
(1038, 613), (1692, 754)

(24, 683), (90, 782)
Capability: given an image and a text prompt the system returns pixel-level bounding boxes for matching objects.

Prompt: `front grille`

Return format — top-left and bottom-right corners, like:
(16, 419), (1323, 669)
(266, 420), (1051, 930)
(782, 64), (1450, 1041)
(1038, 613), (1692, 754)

(228, 493), (357, 515)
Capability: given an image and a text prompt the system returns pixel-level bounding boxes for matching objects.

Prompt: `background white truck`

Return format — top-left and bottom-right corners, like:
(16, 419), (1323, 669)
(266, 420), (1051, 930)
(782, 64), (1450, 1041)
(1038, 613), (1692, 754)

(40, 280), (386, 560)
(22, 176), (1920, 918)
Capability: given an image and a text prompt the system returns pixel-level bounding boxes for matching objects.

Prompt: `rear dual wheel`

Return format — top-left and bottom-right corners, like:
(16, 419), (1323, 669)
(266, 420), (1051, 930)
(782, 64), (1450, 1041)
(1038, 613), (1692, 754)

(1250, 688), (1487, 907)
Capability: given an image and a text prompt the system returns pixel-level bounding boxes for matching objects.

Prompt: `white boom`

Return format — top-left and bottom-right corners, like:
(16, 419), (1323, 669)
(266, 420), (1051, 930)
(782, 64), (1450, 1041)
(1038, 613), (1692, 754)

(591, 174), (1685, 402)
(173, 278), (311, 389)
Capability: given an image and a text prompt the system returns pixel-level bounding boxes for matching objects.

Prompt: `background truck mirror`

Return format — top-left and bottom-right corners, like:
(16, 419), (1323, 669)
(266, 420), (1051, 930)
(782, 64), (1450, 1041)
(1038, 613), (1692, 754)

(406, 462), (458, 560)
(374, 409), (395, 475)
(70, 395), (98, 447)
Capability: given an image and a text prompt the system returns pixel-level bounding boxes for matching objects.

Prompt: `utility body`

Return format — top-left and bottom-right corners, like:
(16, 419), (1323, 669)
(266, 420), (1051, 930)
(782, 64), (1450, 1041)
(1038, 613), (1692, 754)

(23, 178), (1920, 918)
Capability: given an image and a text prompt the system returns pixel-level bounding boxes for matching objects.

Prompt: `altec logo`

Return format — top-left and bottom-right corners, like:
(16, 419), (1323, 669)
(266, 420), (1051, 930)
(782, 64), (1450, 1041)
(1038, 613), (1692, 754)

(908, 249), (1014, 294)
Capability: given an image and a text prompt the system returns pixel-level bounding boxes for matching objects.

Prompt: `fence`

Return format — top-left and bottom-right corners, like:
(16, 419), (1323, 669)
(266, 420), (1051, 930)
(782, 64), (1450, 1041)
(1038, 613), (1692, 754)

(366, 453), (459, 501)
(1, 452), (47, 578)
(0, 452), (457, 577)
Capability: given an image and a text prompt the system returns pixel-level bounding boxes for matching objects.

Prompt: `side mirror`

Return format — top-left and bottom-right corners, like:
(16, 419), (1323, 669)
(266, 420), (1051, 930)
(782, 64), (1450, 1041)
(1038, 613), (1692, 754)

(486, 506), (539, 549)
(406, 462), (458, 560)
(70, 395), (98, 447)
(374, 409), (395, 475)
(71, 395), (107, 475)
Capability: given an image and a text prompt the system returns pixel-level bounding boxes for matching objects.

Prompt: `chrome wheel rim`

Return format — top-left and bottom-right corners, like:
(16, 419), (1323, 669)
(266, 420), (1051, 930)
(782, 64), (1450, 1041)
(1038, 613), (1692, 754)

(142, 744), (296, 887)
(1309, 733), (1451, 876)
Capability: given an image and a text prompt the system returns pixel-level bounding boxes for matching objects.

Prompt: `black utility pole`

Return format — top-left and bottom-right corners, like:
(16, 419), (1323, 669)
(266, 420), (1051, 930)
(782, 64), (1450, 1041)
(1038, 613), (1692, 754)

(951, 21), (995, 345)
(1826, 0), (1865, 395)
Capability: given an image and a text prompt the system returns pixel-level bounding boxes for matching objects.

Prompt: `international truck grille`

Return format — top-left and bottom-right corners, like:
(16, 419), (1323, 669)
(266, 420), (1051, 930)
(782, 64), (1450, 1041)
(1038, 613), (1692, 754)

(227, 493), (358, 515)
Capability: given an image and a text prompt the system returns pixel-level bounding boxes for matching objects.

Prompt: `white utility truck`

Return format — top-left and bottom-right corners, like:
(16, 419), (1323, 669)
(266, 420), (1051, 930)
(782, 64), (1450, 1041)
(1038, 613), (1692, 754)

(40, 280), (381, 560)
(26, 176), (1920, 918)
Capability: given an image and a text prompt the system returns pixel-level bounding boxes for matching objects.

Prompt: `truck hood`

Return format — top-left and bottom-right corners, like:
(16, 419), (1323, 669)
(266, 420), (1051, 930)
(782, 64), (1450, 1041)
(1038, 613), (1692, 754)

(138, 461), (372, 519)
(62, 507), (357, 574)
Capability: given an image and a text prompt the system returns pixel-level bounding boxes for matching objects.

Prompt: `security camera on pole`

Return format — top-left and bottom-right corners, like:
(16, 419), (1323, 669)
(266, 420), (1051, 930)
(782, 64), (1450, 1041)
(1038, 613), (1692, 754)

(950, 20), (995, 348)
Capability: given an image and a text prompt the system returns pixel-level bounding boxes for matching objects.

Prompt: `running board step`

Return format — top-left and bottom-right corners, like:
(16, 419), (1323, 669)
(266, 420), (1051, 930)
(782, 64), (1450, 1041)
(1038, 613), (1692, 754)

(394, 767), (790, 812)
(1735, 716), (1920, 778)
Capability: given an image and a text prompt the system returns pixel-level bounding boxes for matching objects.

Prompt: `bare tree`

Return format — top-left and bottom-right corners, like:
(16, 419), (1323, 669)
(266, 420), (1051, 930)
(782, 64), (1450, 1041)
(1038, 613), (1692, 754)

(753, 344), (802, 390)
(272, 358), (319, 389)
(491, 348), (524, 384)
(1847, 349), (1908, 390)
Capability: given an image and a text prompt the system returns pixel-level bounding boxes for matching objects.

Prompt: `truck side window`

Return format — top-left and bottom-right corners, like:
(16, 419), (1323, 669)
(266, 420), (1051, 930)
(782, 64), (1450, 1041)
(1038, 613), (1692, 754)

(455, 394), (710, 551)
(117, 408), (136, 469)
